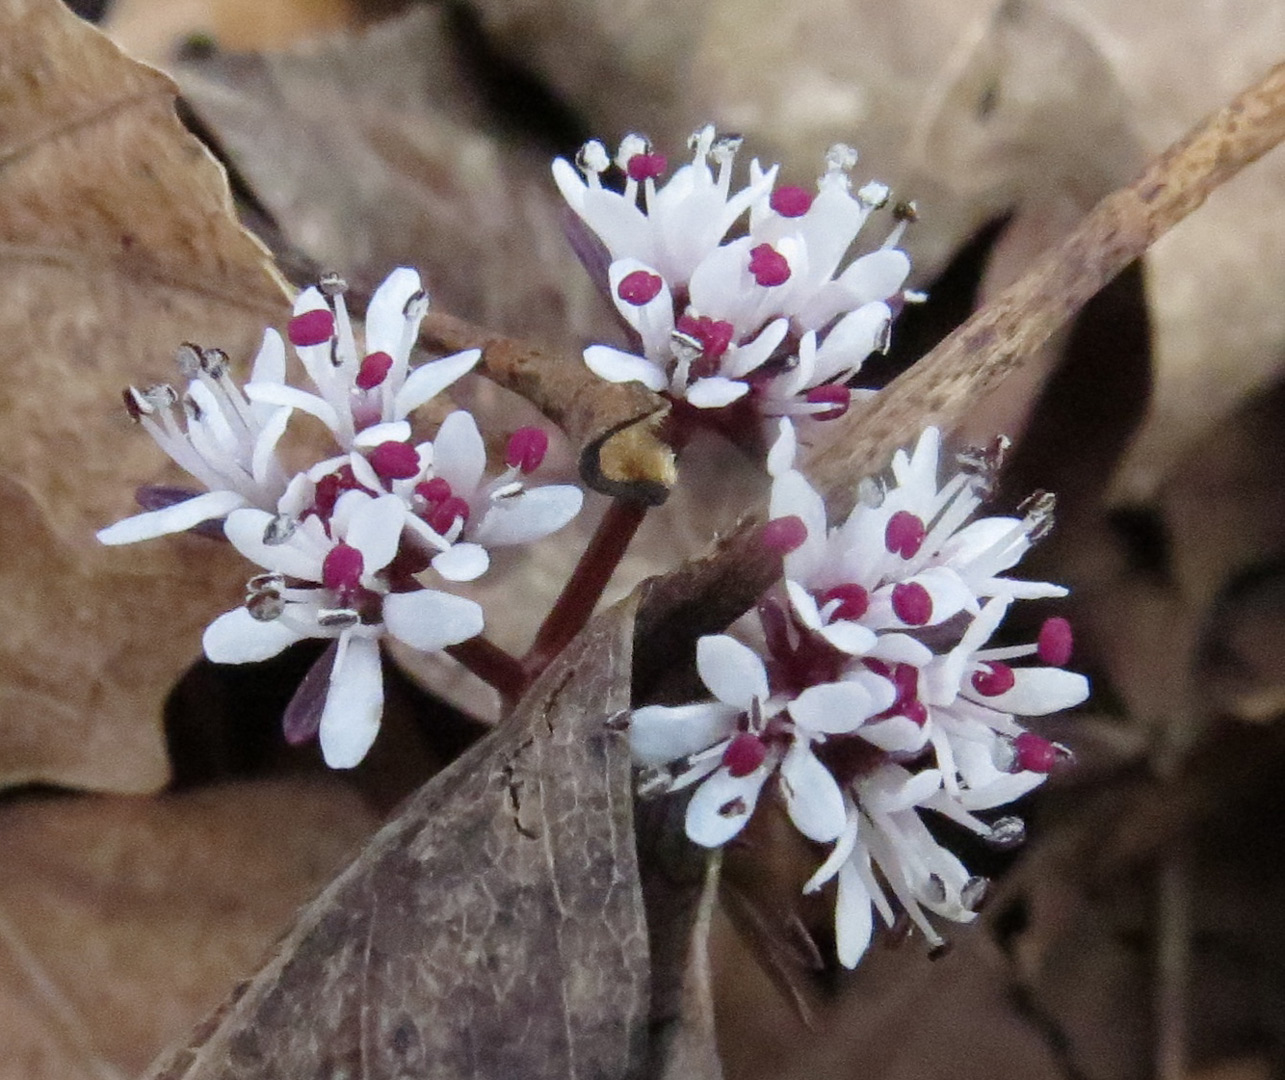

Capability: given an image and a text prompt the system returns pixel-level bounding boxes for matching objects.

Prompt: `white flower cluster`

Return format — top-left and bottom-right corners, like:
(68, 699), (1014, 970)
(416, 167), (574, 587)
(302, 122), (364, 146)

(99, 269), (583, 768)
(554, 127), (915, 422)
(629, 424), (1088, 967)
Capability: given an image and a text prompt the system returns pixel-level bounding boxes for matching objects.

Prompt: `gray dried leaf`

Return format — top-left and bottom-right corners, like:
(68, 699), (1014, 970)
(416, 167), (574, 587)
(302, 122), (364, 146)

(146, 599), (648, 1080)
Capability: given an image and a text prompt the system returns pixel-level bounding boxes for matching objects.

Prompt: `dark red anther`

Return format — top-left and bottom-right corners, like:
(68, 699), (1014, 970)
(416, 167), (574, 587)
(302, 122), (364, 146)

(819, 583), (869, 620)
(805, 385), (850, 420)
(770, 185), (814, 217)
(626, 152), (668, 181)
(901, 698), (929, 726)
(288, 308), (335, 347)
(891, 581), (933, 625)
(617, 270), (664, 306)
(322, 542), (364, 593)
(1013, 732), (1058, 773)
(762, 515), (808, 554)
(505, 427), (548, 473)
(972, 661), (1016, 697)
(1038, 617), (1074, 666)
(414, 477), (452, 505)
(748, 243), (791, 287)
(675, 314), (735, 361)
(369, 440), (421, 482)
(310, 464), (368, 524)
(865, 658), (892, 680)
(355, 351), (394, 390)
(723, 733), (767, 777)
(427, 495), (470, 535)
(885, 510), (926, 558)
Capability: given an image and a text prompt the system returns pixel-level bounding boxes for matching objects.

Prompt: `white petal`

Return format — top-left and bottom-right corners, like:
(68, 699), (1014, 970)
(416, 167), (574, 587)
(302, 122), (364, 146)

(725, 318), (789, 379)
(431, 542), (490, 582)
(432, 410), (487, 496)
(867, 633), (935, 666)
(629, 702), (739, 766)
(364, 267), (424, 358)
(685, 766), (769, 848)
(319, 635), (384, 768)
(245, 382), (341, 433)
(97, 489), (247, 545)
(583, 345), (667, 391)
(838, 249), (911, 305)
(249, 327), (286, 387)
(696, 635), (768, 711)
(770, 470), (828, 583)
(353, 420), (412, 448)
(472, 485), (583, 547)
(224, 509), (323, 579)
(394, 350), (481, 418)
(819, 620), (878, 655)
(685, 376), (749, 409)
(836, 859), (875, 968)
(250, 407), (291, 485)
(203, 606), (305, 664)
(780, 741), (847, 842)
(344, 493), (405, 572)
(859, 716), (930, 753)
(967, 668), (1090, 715)
(766, 418), (797, 478)
(785, 579), (824, 631)
(382, 589), (484, 651)
(789, 680), (882, 734)
(861, 766), (942, 813)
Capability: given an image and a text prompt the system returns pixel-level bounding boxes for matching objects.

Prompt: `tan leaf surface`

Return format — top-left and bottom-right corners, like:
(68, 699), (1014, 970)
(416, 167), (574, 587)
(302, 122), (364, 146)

(0, 0), (291, 792)
(0, 778), (380, 1080)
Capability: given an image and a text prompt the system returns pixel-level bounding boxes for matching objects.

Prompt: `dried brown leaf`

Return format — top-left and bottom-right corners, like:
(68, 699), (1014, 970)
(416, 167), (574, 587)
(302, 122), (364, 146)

(146, 598), (647, 1080)
(0, 0), (291, 792)
(0, 778), (380, 1080)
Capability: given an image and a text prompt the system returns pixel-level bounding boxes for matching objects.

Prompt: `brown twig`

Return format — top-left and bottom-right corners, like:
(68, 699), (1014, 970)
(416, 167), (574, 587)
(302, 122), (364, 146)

(634, 59), (1285, 652)
(420, 311), (677, 505)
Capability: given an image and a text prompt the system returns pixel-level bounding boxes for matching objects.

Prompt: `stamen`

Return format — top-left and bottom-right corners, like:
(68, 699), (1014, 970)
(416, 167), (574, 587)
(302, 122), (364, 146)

(971, 661), (1016, 697)
(961, 876), (988, 911)
(717, 796), (749, 818)
(200, 347), (229, 380)
(770, 185), (813, 217)
(722, 733), (767, 777)
(1013, 732), (1058, 773)
(709, 133), (743, 163)
(414, 477), (452, 505)
(262, 513), (297, 546)
(505, 427), (549, 473)
(856, 180), (890, 208)
(369, 440), (421, 482)
(246, 571), (284, 596)
(748, 244), (791, 287)
(355, 351), (394, 391)
(288, 309), (335, 347)
(1019, 490), (1057, 541)
(246, 592), (285, 622)
(824, 143), (858, 172)
(761, 515), (808, 554)
(1037, 617), (1074, 665)
(675, 314), (735, 361)
(885, 510), (926, 557)
(427, 495), (470, 535)
(316, 608), (360, 629)
(617, 270), (664, 306)
(122, 387), (151, 420)
(139, 383), (178, 411)
(318, 271), (347, 297)
(576, 140), (609, 175)
(984, 815), (1026, 849)
(891, 582), (932, 625)
(175, 342), (203, 378)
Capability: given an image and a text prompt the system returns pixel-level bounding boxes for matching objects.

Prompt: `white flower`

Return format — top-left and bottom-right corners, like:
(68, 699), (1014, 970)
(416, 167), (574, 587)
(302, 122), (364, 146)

(553, 126), (775, 288)
(203, 489), (485, 768)
(96, 339), (293, 544)
(630, 635), (891, 848)
(244, 268), (481, 450)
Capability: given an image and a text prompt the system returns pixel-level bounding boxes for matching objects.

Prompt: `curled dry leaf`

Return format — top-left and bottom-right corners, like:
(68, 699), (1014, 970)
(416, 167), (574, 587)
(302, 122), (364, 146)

(146, 599), (647, 1080)
(0, 0), (291, 792)
(0, 778), (380, 1080)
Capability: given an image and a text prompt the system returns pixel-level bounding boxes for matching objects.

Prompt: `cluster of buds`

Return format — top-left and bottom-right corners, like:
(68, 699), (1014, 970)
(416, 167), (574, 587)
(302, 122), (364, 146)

(555, 127), (918, 429)
(628, 425), (1087, 966)
(100, 269), (583, 767)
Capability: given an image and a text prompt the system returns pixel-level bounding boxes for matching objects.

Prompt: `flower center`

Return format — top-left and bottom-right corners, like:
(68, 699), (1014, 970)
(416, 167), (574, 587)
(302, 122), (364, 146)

(505, 427), (549, 473)
(884, 510), (926, 558)
(1037, 617), (1074, 666)
(770, 185), (813, 217)
(617, 270), (664, 306)
(322, 542), (364, 594)
(761, 515), (808, 554)
(748, 244), (791, 287)
(722, 732), (767, 777)
(891, 581), (932, 625)
(369, 440), (421, 482)
(310, 464), (373, 525)
(971, 661), (1016, 697)
(288, 309), (335, 347)
(355, 351), (394, 390)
